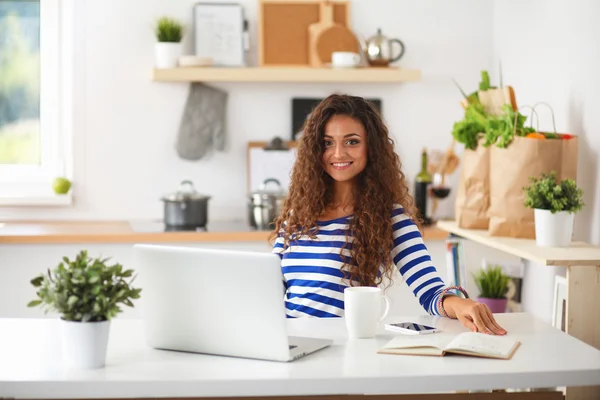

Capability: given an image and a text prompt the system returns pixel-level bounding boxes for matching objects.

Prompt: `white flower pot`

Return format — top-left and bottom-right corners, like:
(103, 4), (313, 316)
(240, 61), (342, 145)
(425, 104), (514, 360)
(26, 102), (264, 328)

(61, 319), (110, 369)
(534, 209), (575, 247)
(155, 42), (182, 68)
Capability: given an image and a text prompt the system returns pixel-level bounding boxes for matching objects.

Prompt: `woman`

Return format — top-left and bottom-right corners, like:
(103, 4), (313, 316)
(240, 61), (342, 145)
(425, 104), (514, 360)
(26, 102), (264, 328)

(270, 94), (506, 335)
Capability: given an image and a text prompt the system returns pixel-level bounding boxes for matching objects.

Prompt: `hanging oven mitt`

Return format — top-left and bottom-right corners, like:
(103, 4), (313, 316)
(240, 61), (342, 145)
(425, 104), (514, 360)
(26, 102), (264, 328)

(176, 82), (228, 161)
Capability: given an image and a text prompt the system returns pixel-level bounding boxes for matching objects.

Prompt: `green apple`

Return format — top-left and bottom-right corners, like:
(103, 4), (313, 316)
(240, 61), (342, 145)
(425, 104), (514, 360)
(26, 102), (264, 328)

(52, 177), (72, 195)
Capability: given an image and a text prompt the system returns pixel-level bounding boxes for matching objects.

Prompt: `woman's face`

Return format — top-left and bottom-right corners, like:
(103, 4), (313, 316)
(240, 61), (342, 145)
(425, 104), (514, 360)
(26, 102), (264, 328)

(321, 114), (368, 183)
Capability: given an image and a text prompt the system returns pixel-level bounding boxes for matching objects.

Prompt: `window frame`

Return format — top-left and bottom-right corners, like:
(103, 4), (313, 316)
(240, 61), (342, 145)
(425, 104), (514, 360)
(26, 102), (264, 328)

(0, 0), (74, 206)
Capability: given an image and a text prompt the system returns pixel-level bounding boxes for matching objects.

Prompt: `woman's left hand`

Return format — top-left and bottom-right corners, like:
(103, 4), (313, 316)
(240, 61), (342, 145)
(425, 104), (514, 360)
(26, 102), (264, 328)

(443, 296), (507, 335)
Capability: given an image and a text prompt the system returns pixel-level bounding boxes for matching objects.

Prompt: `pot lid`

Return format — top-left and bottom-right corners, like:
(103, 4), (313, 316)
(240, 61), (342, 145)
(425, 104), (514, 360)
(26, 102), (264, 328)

(250, 178), (286, 197)
(162, 180), (210, 201)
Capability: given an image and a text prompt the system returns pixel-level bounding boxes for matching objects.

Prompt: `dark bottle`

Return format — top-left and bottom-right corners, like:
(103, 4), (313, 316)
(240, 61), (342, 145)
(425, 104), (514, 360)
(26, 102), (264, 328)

(414, 148), (432, 225)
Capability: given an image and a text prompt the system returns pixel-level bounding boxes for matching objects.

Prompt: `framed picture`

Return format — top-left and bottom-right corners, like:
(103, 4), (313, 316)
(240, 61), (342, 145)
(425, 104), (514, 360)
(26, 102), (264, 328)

(552, 275), (567, 332)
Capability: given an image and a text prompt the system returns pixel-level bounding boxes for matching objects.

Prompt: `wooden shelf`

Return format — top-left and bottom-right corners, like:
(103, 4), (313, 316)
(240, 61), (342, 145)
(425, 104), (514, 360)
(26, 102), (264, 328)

(151, 66), (421, 83)
(437, 220), (600, 267)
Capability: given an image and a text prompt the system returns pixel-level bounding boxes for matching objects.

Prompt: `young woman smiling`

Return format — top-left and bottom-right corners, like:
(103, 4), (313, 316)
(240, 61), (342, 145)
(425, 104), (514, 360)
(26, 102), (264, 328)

(270, 94), (506, 335)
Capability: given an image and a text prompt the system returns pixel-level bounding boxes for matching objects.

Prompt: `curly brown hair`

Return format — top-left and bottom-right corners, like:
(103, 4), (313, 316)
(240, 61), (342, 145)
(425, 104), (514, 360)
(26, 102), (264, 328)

(269, 93), (421, 288)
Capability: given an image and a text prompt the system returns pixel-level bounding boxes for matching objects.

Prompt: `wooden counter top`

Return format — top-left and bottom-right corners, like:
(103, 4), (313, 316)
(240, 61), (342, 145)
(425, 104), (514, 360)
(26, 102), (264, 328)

(0, 220), (449, 244)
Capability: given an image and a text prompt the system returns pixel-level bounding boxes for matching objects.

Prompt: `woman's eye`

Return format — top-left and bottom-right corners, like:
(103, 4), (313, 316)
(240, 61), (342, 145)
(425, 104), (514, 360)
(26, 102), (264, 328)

(324, 140), (333, 147)
(347, 139), (359, 145)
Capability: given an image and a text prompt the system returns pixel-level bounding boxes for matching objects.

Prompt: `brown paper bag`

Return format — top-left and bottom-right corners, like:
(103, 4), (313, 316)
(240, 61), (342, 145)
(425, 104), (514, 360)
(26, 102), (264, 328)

(478, 87), (517, 115)
(454, 140), (490, 229)
(454, 87), (515, 230)
(488, 136), (578, 238)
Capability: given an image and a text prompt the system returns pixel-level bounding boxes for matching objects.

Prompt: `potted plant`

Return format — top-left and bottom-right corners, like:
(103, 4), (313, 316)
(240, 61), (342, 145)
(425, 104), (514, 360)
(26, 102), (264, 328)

(28, 250), (141, 369)
(472, 265), (510, 313)
(523, 171), (584, 247)
(154, 16), (184, 68)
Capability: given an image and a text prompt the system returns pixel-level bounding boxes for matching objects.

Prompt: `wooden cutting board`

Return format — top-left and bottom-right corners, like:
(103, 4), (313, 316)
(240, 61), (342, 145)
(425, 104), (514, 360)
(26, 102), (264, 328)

(308, 1), (358, 67)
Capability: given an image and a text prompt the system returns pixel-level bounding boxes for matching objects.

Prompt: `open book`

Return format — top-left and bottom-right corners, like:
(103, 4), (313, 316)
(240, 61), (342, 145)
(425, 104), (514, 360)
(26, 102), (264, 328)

(378, 332), (520, 360)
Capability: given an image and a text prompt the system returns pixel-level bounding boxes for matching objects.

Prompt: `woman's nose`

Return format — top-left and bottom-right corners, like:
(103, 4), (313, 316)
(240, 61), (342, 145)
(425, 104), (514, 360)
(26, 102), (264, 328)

(333, 144), (346, 158)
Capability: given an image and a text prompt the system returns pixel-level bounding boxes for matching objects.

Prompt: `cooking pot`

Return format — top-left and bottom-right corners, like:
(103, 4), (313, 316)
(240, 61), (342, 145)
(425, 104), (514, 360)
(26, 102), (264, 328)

(248, 178), (287, 230)
(161, 180), (211, 230)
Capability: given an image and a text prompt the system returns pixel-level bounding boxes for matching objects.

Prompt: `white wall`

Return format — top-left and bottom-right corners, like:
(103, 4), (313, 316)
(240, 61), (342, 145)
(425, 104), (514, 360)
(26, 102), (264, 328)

(492, 0), (600, 246)
(492, 0), (600, 324)
(0, 0), (494, 222)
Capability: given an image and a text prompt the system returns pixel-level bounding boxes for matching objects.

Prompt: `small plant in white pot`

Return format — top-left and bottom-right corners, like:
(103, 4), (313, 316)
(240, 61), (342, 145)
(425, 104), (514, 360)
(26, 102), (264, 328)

(154, 16), (184, 68)
(28, 250), (141, 369)
(523, 171), (584, 247)
(472, 265), (510, 314)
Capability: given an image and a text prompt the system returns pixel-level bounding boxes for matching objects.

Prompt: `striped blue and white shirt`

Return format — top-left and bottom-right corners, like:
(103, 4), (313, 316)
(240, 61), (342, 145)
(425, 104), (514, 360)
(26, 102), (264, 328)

(272, 205), (450, 318)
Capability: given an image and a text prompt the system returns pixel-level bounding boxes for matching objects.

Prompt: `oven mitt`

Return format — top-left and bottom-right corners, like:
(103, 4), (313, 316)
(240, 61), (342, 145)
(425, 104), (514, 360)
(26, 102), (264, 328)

(176, 82), (228, 161)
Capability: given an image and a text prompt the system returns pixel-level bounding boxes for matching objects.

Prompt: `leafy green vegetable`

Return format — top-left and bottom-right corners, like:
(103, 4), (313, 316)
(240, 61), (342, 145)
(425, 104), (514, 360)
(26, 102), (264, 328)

(483, 104), (535, 148)
(473, 265), (510, 299)
(479, 70), (493, 91)
(451, 103), (487, 150)
(523, 171), (584, 213)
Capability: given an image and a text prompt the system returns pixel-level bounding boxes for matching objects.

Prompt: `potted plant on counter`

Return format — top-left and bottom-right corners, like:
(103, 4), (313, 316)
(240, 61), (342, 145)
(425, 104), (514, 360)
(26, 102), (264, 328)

(154, 16), (184, 68)
(472, 265), (510, 314)
(523, 171), (584, 247)
(28, 250), (142, 369)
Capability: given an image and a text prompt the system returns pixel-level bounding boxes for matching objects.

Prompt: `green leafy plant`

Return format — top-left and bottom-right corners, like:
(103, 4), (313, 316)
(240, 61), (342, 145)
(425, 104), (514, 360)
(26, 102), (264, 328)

(154, 16), (183, 43)
(472, 265), (510, 299)
(523, 171), (584, 213)
(27, 250), (142, 322)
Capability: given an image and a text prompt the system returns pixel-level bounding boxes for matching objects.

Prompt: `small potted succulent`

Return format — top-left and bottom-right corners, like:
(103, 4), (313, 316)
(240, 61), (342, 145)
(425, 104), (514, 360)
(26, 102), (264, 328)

(472, 265), (510, 314)
(523, 171), (584, 247)
(154, 16), (184, 68)
(28, 250), (141, 369)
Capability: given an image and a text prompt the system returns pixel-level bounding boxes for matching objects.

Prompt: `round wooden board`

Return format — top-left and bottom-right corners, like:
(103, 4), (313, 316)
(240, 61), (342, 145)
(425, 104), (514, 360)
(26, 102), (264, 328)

(315, 25), (360, 64)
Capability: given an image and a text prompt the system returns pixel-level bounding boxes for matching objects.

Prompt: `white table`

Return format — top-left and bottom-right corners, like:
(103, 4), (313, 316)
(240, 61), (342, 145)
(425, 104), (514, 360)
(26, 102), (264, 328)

(1, 313), (599, 400)
(437, 220), (600, 400)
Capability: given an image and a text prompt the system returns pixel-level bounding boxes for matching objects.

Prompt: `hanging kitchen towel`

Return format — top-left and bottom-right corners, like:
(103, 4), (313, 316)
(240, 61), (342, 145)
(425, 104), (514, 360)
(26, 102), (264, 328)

(176, 82), (228, 160)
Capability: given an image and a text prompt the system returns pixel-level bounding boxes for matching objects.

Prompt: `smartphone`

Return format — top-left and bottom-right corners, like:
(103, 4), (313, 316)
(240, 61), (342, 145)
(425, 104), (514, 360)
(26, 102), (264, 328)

(384, 322), (440, 335)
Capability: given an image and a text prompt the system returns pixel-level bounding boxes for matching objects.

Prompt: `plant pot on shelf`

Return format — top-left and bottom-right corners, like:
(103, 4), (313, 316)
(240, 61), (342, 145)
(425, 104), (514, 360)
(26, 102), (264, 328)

(155, 42), (182, 68)
(61, 319), (110, 369)
(476, 297), (508, 314)
(534, 209), (574, 247)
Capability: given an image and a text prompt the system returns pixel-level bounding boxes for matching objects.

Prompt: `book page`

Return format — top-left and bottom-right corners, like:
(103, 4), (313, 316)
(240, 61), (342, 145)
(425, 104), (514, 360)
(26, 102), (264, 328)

(379, 334), (454, 356)
(445, 332), (519, 359)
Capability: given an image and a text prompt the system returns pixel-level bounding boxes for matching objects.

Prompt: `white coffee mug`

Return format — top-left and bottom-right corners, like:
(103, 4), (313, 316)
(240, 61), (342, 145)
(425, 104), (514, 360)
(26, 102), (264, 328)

(331, 51), (361, 68)
(344, 287), (390, 339)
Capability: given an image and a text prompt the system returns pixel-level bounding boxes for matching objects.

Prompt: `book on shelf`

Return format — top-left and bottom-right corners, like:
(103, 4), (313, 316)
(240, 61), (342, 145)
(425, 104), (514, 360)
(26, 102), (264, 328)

(378, 331), (520, 360)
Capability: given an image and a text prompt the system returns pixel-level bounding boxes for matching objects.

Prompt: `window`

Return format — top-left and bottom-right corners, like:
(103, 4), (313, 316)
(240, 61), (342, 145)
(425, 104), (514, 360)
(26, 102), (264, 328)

(0, 0), (72, 205)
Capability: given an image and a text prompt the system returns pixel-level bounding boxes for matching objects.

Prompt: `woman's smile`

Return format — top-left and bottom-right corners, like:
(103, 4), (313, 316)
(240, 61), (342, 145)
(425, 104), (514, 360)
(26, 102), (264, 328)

(331, 161), (353, 170)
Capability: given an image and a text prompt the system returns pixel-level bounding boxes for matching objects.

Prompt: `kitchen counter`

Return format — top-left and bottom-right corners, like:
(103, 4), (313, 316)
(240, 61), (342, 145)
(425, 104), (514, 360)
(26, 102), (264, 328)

(0, 220), (450, 244)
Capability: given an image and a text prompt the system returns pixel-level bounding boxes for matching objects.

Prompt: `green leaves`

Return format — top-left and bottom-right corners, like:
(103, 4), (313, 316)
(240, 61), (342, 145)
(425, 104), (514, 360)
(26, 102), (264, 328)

(473, 265), (510, 299)
(451, 103), (487, 150)
(155, 17), (184, 43)
(482, 104), (535, 149)
(27, 250), (142, 322)
(523, 171), (584, 213)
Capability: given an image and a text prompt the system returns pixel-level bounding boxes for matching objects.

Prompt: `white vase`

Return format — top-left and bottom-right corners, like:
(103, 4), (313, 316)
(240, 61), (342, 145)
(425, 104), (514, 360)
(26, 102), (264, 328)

(155, 42), (182, 68)
(534, 209), (575, 247)
(61, 319), (110, 369)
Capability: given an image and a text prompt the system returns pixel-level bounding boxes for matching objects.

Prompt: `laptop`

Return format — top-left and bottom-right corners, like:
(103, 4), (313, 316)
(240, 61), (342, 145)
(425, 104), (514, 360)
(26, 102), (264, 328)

(132, 244), (333, 362)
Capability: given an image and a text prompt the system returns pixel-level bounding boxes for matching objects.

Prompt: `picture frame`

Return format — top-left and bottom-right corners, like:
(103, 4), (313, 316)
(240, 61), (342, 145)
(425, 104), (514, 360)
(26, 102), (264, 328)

(552, 275), (567, 332)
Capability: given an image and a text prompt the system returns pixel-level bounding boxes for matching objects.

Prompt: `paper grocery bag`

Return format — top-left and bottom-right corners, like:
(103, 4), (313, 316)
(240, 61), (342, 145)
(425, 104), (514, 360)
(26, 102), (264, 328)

(488, 136), (578, 238)
(454, 140), (490, 229)
(478, 87), (517, 115)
